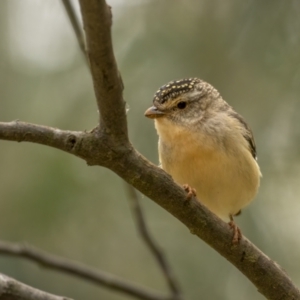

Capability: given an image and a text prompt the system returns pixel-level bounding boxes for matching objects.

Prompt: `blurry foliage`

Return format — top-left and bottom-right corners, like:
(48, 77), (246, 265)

(0, 0), (300, 299)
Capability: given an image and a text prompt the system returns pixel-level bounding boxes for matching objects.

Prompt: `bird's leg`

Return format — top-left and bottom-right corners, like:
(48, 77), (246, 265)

(228, 214), (242, 244)
(183, 184), (197, 200)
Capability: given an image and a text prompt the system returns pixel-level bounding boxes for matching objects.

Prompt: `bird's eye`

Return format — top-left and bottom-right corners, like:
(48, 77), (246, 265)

(177, 101), (186, 109)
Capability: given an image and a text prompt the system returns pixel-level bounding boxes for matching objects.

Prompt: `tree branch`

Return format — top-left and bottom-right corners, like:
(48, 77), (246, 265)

(78, 0), (128, 143)
(0, 241), (170, 300)
(1, 119), (298, 299)
(0, 121), (84, 154)
(0, 1), (299, 300)
(0, 273), (71, 300)
(61, 0), (89, 65)
(76, 2), (300, 299)
(113, 150), (300, 300)
(126, 185), (182, 300)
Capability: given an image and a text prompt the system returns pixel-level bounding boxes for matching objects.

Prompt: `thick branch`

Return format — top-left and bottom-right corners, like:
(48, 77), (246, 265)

(78, 0), (128, 143)
(0, 273), (71, 300)
(0, 241), (170, 300)
(76, 2), (300, 298)
(1, 120), (298, 299)
(0, 121), (85, 156)
(126, 185), (182, 300)
(64, 3), (174, 299)
(112, 151), (300, 300)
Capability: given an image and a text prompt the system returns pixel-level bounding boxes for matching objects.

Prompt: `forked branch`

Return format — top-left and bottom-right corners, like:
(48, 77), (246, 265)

(0, 1), (299, 300)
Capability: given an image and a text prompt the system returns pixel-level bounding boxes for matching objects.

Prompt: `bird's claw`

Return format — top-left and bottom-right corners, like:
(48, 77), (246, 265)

(228, 219), (242, 245)
(183, 184), (197, 200)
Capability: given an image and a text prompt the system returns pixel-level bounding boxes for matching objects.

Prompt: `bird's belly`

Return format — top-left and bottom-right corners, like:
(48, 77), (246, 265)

(159, 141), (260, 221)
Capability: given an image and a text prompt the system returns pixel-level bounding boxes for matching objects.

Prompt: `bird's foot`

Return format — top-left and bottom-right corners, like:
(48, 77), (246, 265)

(228, 215), (242, 245)
(183, 184), (197, 200)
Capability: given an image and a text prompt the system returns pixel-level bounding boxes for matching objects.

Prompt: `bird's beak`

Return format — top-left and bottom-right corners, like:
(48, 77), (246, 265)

(144, 106), (165, 119)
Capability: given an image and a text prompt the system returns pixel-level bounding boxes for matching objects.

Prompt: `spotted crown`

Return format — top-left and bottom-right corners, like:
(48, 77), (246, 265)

(153, 78), (201, 104)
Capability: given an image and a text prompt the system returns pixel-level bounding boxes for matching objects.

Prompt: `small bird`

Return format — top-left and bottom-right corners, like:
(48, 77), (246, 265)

(145, 78), (261, 243)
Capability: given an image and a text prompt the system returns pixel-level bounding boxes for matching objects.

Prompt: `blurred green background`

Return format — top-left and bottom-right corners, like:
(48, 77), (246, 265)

(1, 0), (300, 299)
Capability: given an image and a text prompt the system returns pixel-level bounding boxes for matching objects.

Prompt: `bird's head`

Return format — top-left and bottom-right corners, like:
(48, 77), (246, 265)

(145, 78), (224, 127)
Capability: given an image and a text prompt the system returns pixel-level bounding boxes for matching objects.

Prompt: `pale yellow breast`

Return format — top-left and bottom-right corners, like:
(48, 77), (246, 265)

(155, 118), (261, 220)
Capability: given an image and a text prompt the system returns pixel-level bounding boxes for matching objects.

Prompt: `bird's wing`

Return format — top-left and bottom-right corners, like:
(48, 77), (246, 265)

(229, 111), (257, 159)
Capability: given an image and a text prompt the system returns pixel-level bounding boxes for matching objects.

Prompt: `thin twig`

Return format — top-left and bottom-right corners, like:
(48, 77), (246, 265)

(0, 241), (171, 300)
(126, 185), (183, 300)
(61, 0), (89, 66)
(0, 272), (71, 300)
